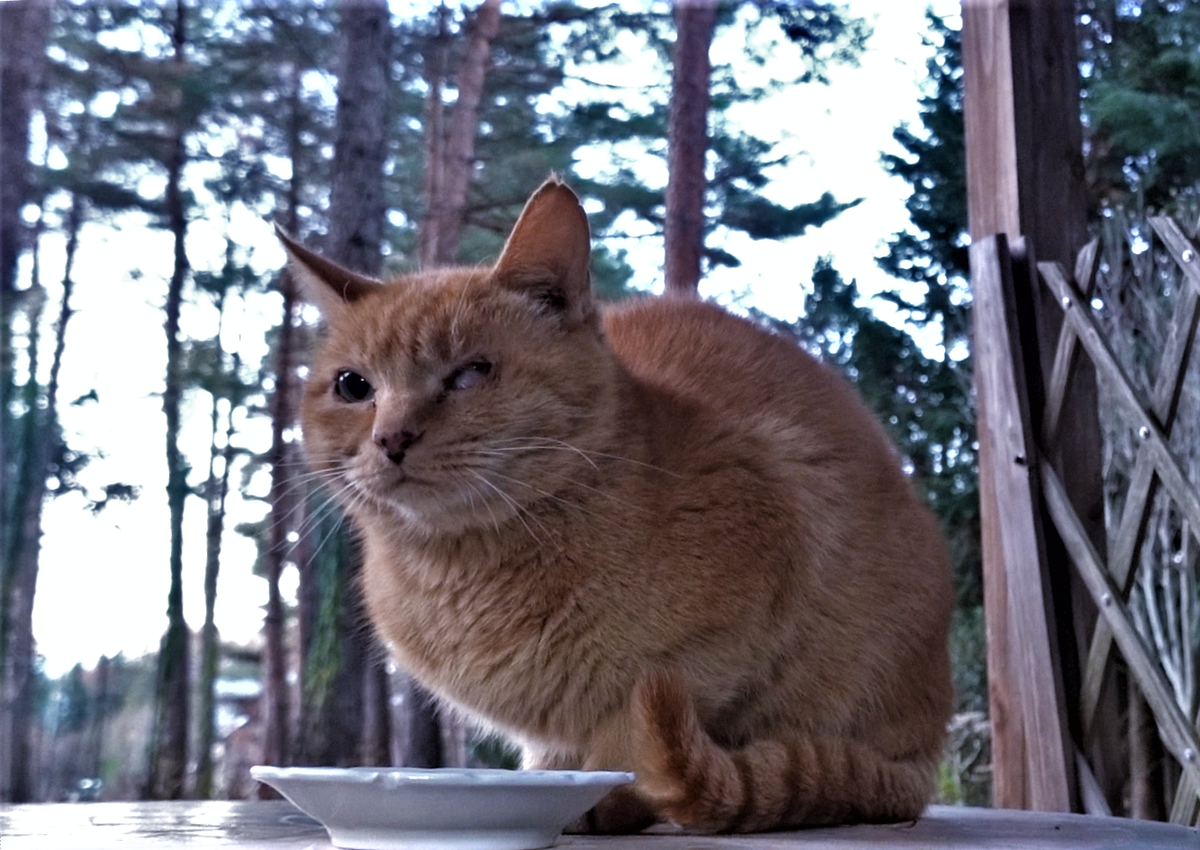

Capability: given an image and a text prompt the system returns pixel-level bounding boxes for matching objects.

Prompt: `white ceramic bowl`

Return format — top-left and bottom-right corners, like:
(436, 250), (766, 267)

(250, 766), (635, 850)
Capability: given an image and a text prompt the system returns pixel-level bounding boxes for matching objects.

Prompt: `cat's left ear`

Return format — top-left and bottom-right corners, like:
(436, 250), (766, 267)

(493, 178), (595, 330)
(275, 225), (382, 317)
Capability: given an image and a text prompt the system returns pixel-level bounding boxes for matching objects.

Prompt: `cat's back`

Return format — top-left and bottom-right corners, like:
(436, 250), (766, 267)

(602, 296), (891, 464)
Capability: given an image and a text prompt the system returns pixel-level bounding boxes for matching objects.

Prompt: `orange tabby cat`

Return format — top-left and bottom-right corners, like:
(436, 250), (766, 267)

(281, 178), (954, 833)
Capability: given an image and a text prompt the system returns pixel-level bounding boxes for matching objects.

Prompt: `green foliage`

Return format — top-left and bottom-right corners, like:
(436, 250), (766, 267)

(294, 491), (351, 765)
(878, 13), (970, 351)
(1081, 0), (1200, 213)
(56, 664), (91, 735)
(751, 1), (872, 84)
(950, 605), (988, 714)
(872, 14), (982, 715)
(467, 733), (521, 770)
(719, 191), (862, 247)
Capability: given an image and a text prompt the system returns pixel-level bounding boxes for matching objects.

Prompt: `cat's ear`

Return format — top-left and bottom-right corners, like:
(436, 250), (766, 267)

(493, 177), (595, 329)
(275, 225), (381, 316)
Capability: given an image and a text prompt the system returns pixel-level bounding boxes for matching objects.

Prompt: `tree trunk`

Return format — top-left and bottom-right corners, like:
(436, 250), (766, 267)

(326, 0), (392, 276)
(84, 656), (111, 782)
(663, 0), (717, 298)
(297, 0), (392, 768)
(194, 279), (239, 797)
(147, 0), (192, 801)
(0, 0), (52, 803)
(416, 4), (451, 269)
(4, 189), (80, 803)
(262, 63), (307, 779)
(260, 315), (296, 780)
(422, 0), (502, 266)
(404, 677), (445, 768)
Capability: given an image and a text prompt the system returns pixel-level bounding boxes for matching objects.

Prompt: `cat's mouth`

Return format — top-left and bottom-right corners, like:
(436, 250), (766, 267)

(344, 456), (543, 535)
(349, 465), (426, 501)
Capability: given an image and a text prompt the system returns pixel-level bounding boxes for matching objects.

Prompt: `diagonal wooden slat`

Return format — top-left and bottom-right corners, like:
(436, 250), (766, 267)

(1042, 238), (1101, 446)
(1147, 218), (1200, 420)
(1039, 262), (1200, 542)
(1040, 459), (1200, 799)
(1174, 768), (1200, 827)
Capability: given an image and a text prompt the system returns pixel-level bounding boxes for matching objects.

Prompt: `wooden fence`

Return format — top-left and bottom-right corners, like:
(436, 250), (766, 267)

(972, 216), (1200, 825)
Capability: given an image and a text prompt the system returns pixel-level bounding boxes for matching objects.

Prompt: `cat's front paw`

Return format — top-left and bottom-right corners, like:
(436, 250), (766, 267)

(562, 785), (658, 834)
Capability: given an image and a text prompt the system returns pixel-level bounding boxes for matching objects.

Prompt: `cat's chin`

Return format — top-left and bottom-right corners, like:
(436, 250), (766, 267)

(355, 483), (521, 538)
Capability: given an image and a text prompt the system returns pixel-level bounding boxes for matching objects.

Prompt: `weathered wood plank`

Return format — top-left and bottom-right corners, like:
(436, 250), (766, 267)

(2, 802), (1199, 850)
(1040, 459), (1200, 798)
(963, 0), (1020, 242)
(1041, 238), (1100, 445)
(972, 238), (1027, 812)
(1146, 217), (1200, 420)
(1172, 774), (1200, 827)
(971, 236), (1073, 812)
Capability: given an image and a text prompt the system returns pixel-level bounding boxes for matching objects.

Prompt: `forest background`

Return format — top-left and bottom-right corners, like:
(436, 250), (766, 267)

(0, 0), (1195, 813)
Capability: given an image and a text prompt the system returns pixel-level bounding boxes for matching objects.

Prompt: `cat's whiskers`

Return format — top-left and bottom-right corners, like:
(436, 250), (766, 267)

(472, 441), (599, 471)
(279, 479), (359, 570)
(486, 468), (643, 517)
(482, 469), (603, 517)
(486, 436), (682, 477)
(462, 477), (502, 537)
(271, 466), (353, 531)
(300, 493), (360, 565)
(465, 470), (551, 547)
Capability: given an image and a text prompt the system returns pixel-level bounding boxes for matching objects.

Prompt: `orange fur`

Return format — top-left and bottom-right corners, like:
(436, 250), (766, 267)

(284, 178), (954, 833)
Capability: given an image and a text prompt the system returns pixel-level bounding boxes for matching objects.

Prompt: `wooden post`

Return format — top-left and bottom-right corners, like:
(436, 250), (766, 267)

(970, 235), (1075, 813)
(963, 0), (1100, 812)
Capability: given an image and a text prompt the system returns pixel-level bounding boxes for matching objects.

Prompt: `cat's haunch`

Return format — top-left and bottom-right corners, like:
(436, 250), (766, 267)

(282, 177), (954, 833)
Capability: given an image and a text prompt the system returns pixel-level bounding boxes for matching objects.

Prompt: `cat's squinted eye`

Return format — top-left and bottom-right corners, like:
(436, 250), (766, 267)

(334, 369), (373, 403)
(443, 359), (492, 393)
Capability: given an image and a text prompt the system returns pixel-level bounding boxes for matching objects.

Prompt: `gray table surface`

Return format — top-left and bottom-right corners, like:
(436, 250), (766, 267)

(1, 801), (1197, 849)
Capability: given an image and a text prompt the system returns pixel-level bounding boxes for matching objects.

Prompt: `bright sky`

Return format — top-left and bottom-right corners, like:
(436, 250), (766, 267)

(30, 0), (961, 678)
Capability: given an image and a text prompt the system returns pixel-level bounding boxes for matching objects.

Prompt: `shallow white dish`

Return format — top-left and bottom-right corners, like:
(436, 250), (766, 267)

(250, 765), (635, 850)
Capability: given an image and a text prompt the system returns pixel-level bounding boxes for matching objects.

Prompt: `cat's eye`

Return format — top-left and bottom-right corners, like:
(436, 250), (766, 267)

(335, 370), (374, 402)
(445, 360), (492, 392)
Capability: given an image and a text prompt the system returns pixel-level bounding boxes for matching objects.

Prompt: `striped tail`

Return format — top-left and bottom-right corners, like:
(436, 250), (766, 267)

(631, 670), (938, 833)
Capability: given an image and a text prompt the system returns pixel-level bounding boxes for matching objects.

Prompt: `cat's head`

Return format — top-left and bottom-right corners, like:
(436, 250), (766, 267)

(281, 178), (616, 535)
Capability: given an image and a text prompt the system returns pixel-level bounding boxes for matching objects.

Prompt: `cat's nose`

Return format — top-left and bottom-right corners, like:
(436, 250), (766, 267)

(375, 428), (421, 465)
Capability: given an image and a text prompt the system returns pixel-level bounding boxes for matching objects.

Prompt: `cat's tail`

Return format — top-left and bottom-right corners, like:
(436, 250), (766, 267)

(631, 670), (936, 833)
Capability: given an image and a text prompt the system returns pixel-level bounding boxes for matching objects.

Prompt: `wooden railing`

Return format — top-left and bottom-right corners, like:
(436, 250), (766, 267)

(972, 218), (1200, 825)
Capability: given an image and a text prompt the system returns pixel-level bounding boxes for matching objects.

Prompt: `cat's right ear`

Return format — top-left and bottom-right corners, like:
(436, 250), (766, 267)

(275, 225), (381, 316)
(493, 178), (595, 330)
